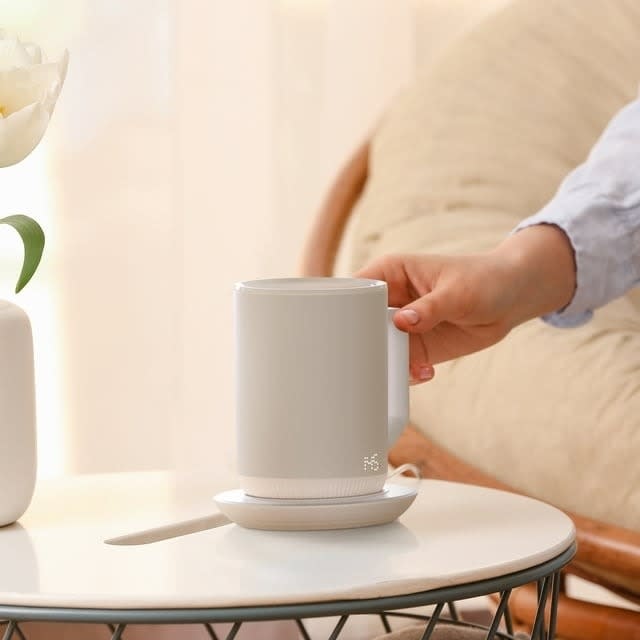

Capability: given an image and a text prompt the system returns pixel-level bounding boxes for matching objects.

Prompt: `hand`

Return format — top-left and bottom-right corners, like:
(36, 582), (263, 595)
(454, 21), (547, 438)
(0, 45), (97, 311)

(355, 225), (576, 382)
(356, 253), (520, 382)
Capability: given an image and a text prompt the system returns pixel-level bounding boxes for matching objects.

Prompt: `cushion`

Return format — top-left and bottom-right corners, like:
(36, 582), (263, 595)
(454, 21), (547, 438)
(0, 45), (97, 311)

(349, 0), (640, 532)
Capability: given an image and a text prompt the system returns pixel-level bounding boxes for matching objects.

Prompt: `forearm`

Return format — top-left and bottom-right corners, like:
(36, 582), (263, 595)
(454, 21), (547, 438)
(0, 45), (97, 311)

(493, 224), (577, 327)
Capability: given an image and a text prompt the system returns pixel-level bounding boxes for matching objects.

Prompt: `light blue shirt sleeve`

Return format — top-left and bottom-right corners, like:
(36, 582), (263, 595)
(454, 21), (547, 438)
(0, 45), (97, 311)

(513, 98), (640, 328)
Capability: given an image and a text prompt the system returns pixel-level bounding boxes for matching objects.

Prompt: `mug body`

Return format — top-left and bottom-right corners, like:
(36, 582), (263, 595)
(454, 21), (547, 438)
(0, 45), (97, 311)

(235, 277), (388, 499)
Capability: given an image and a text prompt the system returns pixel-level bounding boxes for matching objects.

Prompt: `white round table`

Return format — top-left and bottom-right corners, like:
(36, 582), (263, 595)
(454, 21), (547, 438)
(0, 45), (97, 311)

(0, 472), (575, 640)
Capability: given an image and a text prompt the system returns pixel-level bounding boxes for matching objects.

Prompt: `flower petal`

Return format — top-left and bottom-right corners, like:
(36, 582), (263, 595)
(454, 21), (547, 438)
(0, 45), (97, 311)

(46, 50), (69, 111)
(0, 58), (67, 117)
(0, 101), (50, 167)
(0, 36), (33, 71)
(23, 42), (43, 65)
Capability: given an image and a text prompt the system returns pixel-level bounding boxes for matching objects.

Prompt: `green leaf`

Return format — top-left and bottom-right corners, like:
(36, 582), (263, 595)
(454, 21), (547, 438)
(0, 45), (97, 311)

(0, 215), (45, 293)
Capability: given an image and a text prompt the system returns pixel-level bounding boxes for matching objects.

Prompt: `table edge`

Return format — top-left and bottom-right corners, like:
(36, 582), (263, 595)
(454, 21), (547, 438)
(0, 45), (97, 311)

(0, 543), (576, 624)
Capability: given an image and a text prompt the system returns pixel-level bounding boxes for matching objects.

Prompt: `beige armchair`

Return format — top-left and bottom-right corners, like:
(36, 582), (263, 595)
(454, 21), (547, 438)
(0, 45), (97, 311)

(301, 135), (640, 639)
(303, 1), (640, 636)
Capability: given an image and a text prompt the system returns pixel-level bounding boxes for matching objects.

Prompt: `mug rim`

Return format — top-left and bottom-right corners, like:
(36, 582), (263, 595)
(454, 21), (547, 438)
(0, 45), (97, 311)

(235, 277), (386, 295)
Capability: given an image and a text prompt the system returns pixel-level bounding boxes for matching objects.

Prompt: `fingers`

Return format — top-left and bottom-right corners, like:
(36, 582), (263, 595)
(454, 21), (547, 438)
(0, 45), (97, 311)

(398, 294), (450, 384)
(410, 367), (435, 385)
(353, 255), (389, 280)
(356, 254), (443, 384)
(394, 293), (447, 334)
(409, 342), (434, 384)
(355, 255), (416, 308)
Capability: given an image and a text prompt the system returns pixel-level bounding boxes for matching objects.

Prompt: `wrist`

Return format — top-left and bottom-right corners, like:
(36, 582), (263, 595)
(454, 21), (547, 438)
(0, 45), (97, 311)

(493, 224), (577, 327)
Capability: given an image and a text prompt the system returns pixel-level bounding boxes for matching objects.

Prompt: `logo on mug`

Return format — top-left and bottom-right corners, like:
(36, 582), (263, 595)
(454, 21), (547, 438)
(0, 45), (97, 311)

(363, 453), (381, 473)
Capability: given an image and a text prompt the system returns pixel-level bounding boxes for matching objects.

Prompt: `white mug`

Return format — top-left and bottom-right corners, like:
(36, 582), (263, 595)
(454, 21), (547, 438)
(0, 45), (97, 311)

(235, 277), (409, 499)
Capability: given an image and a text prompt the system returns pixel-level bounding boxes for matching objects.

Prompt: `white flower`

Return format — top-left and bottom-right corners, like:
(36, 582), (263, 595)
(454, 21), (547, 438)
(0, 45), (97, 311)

(0, 32), (68, 167)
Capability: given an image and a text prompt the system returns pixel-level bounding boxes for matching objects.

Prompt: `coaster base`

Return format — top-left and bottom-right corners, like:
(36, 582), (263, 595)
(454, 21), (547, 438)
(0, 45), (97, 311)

(213, 483), (417, 531)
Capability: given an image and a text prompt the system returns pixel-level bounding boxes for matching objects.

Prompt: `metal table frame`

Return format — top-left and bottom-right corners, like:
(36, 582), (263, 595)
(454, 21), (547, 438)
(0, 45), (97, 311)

(0, 543), (576, 640)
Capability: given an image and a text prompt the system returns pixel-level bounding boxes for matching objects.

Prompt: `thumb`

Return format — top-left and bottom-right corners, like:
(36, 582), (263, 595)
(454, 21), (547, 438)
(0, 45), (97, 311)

(393, 293), (449, 333)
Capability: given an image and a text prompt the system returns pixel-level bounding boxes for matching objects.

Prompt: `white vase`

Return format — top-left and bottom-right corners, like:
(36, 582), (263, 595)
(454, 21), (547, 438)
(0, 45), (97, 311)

(0, 301), (36, 527)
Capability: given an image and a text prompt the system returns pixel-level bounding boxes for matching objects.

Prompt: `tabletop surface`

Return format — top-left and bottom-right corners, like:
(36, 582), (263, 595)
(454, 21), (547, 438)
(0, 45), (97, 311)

(0, 472), (575, 610)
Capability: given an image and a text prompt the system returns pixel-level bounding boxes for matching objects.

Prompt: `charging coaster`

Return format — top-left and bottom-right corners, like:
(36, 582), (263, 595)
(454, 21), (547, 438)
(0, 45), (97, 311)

(213, 483), (417, 531)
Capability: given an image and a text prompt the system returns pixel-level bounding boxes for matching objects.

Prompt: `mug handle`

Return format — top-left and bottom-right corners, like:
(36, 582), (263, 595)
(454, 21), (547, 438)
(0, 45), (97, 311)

(387, 307), (409, 446)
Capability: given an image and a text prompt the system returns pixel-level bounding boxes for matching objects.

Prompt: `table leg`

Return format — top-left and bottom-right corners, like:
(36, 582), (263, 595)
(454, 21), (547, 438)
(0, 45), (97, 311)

(109, 623), (126, 640)
(223, 621), (241, 640)
(1, 622), (16, 640)
(295, 618), (313, 640)
(419, 601), (444, 639)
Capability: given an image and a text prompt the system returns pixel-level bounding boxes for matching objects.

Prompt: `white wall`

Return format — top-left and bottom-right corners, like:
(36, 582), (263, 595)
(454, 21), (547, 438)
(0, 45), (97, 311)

(0, 0), (509, 477)
(174, 0), (419, 473)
